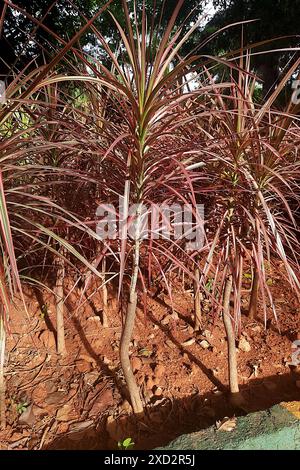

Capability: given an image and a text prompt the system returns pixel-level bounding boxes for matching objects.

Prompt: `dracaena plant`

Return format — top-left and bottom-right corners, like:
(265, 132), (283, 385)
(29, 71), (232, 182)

(0, 79), (108, 427)
(43, 0), (233, 414)
(191, 53), (300, 403)
(0, 0), (114, 428)
(88, 0), (204, 415)
(3, 0), (300, 424)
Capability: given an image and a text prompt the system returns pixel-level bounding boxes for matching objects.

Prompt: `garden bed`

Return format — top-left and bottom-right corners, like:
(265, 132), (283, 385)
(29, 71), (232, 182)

(0, 259), (299, 450)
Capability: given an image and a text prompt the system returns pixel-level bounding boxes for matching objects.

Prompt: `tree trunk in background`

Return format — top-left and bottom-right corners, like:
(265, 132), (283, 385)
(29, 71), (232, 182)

(248, 269), (259, 319)
(54, 251), (66, 356)
(222, 275), (239, 395)
(0, 316), (6, 430)
(259, 56), (280, 100)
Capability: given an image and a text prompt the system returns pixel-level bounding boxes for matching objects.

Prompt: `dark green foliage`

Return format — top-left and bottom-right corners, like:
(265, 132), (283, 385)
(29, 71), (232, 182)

(0, 0), (207, 77)
(203, 0), (300, 97)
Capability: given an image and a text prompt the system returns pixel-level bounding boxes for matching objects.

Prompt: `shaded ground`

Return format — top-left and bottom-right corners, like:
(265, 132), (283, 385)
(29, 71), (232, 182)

(0, 260), (299, 450)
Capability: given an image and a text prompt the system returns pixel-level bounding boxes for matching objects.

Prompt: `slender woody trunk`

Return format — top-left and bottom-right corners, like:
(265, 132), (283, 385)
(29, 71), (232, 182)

(222, 275), (239, 395)
(248, 269), (259, 319)
(54, 249), (66, 356)
(0, 316), (6, 430)
(101, 257), (109, 328)
(194, 263), (202, 331)
(120, 206), (144, 414)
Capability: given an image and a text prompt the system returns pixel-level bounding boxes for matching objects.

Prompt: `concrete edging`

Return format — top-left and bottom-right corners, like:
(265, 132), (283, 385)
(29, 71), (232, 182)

(159, 401), (300, 450)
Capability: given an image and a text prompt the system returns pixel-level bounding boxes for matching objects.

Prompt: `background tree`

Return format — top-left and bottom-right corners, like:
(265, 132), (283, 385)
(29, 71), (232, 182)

(0, 0), (207, 79)
(200, 0), (300, 98)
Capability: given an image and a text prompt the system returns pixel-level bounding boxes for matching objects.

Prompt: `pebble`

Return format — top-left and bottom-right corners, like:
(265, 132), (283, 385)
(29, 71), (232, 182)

(87, 316), (101, 323)
(154, 386), (163, 397)
(199, 339), (210, 349)
(202, 330), (212, 339)
(238, 337), (251, 352)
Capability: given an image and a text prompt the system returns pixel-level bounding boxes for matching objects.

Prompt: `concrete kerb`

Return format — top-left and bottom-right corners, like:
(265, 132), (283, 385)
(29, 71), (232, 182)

(158, 401), (300, 450)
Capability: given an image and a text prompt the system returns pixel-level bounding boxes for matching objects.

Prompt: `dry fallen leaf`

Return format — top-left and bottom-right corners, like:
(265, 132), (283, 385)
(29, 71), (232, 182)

(181, 338), (196, 347)
(216, 416), (237, 432)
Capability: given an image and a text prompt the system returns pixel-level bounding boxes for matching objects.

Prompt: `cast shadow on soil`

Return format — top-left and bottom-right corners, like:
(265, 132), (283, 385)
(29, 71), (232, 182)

(42, 301), (300, 450)
(64, 298), (130, 402)
(43, 369), (300, 450)
(78, 289), (108, 329)
(66, 296), (227, 398)
(148, 307), (227, 392)
(31, 288), (130, 401)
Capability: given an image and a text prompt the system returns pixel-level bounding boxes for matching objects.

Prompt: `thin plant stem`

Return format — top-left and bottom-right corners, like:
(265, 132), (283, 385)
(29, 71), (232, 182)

(120, 204), (144, 414)
(222, 275), (239, 394)
(0, 316), (6, 430)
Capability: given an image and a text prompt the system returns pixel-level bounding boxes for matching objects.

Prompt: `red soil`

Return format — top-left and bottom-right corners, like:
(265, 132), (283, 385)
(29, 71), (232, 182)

(0, 260), (299, 450)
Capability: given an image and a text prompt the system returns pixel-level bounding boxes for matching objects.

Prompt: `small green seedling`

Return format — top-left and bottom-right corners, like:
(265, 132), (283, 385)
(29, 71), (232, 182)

(138, 347), (152, 358)
(118, 437), (135, 450)
(205, 278), (213, 293)
(16, 401), (29, 415)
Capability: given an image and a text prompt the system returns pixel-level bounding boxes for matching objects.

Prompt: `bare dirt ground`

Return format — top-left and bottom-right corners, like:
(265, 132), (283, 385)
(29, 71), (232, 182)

(0, 260), (300, 450)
